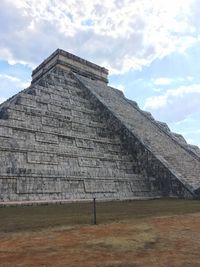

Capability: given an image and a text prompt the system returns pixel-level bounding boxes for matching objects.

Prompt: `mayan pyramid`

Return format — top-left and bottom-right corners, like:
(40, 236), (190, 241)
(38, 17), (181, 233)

(0, 49), (199, 204)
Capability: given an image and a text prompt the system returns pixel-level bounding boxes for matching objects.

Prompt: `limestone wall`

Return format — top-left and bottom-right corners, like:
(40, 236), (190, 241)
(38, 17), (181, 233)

(0, 67), (156, 202)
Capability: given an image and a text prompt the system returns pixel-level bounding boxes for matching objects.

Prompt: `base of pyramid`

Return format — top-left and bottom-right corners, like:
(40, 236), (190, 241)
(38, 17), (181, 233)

(0, 196), (164, 207)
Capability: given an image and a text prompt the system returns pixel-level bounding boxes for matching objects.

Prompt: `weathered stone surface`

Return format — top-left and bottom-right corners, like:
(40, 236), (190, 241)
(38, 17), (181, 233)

(75, 74), (200, 198)
(0, 49), (199, 204)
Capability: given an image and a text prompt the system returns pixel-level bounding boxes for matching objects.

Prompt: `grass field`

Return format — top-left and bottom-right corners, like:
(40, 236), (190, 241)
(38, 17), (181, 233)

(0, 198), (200, 266)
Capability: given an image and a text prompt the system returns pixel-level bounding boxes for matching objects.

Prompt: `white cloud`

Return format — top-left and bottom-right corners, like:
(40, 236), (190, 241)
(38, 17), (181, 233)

(0, 74), (20, 82)
(186, 76), (194, 81)
(152, 76), (195, 87)
(144, 95), (168, 109)
(144, 83), (200, 123)
(153, 77), (173, 86)
(153, 88), (163, 93)
(0, 0), (199, 73)
(0, 73), (30, 101)
(144, 83), (200, 110)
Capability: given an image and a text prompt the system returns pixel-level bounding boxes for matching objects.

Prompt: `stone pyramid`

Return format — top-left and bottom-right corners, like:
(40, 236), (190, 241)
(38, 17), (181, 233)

(0, 49), (199, 204)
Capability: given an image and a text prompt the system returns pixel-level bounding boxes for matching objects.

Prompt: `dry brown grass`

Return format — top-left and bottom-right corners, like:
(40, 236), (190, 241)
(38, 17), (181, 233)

(0, 200), (200, 266)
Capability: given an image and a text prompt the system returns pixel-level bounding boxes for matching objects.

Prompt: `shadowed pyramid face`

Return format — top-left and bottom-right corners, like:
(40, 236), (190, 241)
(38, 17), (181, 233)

(0, 49), (199, 204)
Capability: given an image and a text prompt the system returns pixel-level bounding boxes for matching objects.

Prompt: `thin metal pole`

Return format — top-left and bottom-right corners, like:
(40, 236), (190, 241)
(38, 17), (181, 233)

(93, 197), (97, 225)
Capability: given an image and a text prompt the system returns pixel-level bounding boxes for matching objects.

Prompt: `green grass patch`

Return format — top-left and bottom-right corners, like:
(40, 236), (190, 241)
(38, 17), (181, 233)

(0, 198), (199, 232)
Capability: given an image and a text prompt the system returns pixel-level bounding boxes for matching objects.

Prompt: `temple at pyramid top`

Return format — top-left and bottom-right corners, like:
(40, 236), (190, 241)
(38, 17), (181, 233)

(32, 49), (109, 84)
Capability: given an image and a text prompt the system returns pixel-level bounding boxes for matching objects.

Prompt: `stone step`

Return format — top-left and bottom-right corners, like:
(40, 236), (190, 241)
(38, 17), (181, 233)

(77, 74), (200, 194)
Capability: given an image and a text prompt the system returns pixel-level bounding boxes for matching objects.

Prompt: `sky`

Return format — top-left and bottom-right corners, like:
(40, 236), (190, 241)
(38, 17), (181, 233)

(0, 0), (200, 147)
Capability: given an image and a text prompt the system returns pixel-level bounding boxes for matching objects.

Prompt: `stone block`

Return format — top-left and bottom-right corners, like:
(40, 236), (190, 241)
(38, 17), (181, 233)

(84, 180), (116, 193)
(27, 152), (58, 164)
(17, 177), (61, 193)
(78, 157), (101, 167)
(35, 132), (59, 144)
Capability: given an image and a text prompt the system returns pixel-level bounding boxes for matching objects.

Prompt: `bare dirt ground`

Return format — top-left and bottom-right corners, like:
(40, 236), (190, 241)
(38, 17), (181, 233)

(0, 213), (200, 266)
(0, 200), (199, 266)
